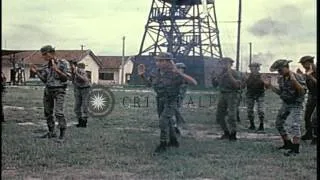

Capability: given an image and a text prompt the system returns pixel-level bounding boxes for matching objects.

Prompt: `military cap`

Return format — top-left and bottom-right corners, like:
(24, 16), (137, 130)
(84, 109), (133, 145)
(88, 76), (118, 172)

(40, 45), (55, 54)
(269, 59), (292, 72)
(221, 57), (234, 63)
(299, 56), (314, 64)
(77, 63), (86, 69)
(249, 62), (261, 67)
(175, 62), (186, 69)
(154, 52), (175, 60)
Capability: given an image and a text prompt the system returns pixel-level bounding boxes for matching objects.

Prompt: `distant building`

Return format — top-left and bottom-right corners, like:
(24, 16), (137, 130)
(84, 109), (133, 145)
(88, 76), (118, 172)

(1, 49), (102, 85)
(97, 56), (134, 85)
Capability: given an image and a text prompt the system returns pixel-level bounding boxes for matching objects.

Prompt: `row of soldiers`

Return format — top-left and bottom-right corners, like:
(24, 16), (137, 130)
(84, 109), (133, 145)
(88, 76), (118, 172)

(138, 52), (317, 156)
(30, 45), (91, 140)
(28, 45), (316, 157)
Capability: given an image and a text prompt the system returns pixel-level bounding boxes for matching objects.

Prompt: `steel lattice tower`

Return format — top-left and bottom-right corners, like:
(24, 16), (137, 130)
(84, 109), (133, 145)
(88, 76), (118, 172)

(138, 0), (223, 58)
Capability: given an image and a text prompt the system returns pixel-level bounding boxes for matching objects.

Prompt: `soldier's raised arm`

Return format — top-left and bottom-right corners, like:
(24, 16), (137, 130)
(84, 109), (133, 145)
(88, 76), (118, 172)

(138, 64), (152, 87)
(30, 64), (48, 83)
(171, 60), (197, 85)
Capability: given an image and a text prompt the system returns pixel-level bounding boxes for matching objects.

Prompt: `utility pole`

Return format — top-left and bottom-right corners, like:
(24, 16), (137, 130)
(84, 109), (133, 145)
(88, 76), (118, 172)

(235, 0), (242, 71)
(80, 44), (85, 51)
(249, 42), (252, 65)
(121, 36), (126, 85)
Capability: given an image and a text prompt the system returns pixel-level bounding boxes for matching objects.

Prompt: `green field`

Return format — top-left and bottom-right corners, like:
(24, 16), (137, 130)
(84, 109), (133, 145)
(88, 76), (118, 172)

(1, 86), (317, 180)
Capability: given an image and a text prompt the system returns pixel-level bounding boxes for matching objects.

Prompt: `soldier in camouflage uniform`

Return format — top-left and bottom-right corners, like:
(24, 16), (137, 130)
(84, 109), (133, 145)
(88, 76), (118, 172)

(216, 57), (245, 141)
(173, 62), (188, 135)
(70, 61), (91, 128)
(264, 59), (306, 156)
(246, 62), (265, 131)
(30, 45), (70, 140)
(297, 56), (317, 143)
(310, 106), (317, 145)
(138, 52), (197, 153)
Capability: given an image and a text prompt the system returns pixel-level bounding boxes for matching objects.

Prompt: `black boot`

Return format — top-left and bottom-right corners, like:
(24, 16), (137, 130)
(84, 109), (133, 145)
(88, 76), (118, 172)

(229, 131), (238, 141)
(257, 123), (264, 131)
(40, 126), (57, 138)
(174, 127), (181, 135)
(82, 118), (87, 128)
(154, 141), (167, 153)
(59, 128), (66, 139)
(219, 131), (230, 140)
(278, 139), (293, 150)
(311, 137), (317, 145)
(248, 118), (256, 130)
(168, 137), (179, 147)
(284, 144), (300, 156)
(301, 131), (312, 140)
(76, 118), (83, 127)
(248, 124), (256, 130)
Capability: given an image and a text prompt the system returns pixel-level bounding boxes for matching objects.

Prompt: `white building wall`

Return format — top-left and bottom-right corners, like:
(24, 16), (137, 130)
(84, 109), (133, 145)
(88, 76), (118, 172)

(119, 59), (134, 85)
(78, 54), (100, 84)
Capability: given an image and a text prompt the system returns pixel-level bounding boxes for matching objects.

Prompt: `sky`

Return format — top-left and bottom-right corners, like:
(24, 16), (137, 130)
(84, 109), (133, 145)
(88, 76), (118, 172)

(2, 0), (317, 72)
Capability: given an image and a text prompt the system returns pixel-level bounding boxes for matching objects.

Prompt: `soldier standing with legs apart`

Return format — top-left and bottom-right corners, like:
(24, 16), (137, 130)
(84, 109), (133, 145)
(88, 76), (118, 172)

(30, 45), (70, 140)
(70, 61), (91, 128)
(297, 56), (317, 142)
(216, 57), (245, 141)
(264, 59), (306, 156)
(138, 52), (197, 153)
(173, 62), (188, 135)
(246, 62), (266, 132)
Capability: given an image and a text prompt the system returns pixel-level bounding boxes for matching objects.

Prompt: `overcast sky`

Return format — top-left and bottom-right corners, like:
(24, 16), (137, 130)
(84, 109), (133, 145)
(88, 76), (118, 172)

(2, 0), (316, 72)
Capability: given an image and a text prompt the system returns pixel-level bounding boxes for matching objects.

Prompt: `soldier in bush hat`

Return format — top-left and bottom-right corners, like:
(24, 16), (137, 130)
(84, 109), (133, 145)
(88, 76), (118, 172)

(70, 62), (91, 128)
(30, 45), (70, 140)
(264, 59), (307, 156)
(246, 62), (266, 131)
(138, 52), (197, 153)
(215, 57), (246, 141)
(297, 55), (317, 144)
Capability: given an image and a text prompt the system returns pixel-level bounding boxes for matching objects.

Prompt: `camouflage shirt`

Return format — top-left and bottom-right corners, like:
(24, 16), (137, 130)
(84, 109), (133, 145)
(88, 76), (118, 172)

(218, 70), (244, 93)
(179, 81), (188, 98)
(72, 68), (91, 88)
(246, 73), (265, 95)
(278, 73), (306, 104)
(38, 59), (69, 88)
(305, 68), (317, 96)
(147, 68), (184, 97)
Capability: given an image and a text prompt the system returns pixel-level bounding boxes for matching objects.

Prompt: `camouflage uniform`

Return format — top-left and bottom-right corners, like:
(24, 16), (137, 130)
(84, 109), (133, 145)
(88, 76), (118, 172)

(140, 52), (185, 153)
(173, 62), (188, 133)
(175, 80), (187, 125)
(37, 45), (70, 139)
(216, 58), (244, 140)
(71, 62), (91, 127)
(298, 56), (317, 141)
(246, 63), (265, 131)
(311, 105), (317, 144)
(269, 59), (306, 156)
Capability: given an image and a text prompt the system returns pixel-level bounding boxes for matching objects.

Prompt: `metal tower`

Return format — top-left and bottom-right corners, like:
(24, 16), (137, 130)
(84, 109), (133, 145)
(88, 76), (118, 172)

(138, 0), (223, 58)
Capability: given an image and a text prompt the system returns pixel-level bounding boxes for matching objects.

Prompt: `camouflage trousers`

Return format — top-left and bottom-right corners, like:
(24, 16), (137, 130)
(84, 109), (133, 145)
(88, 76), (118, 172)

(74, 87), (90, 119)
(43, 87), (67, 130)
(157, 96), (178, 143)
(303, 94), (317, 132)
(275, 102), (303, 137)
(246, 93), (265, 123)
(311, 105), (317, 137)
(174, 96), (185, 126)
(216, 92), (240, 133)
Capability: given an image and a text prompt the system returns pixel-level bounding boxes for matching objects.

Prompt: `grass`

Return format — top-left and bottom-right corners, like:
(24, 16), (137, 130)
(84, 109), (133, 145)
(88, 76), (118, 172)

(1, 86), (317, 180)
